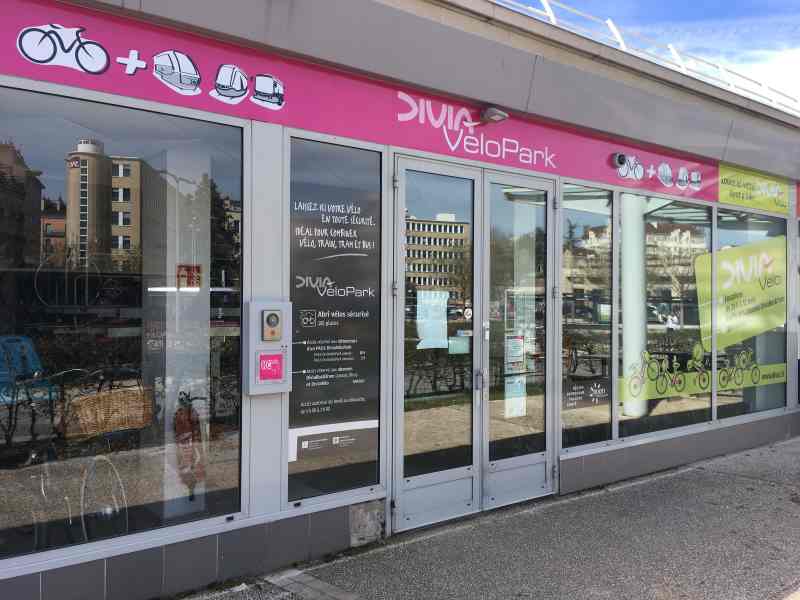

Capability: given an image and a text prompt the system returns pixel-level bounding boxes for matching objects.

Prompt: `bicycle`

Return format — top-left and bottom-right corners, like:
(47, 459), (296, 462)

(686, 342), (710, 391)
(627, 351), (661, 398)
(617, 155), (645, 181)
(719, 348), (760, 389)
(0, 338), (60, 446)
(25, 436), (129, 550)
(735, 348), (761, 386)
(17, 24), (109, 75)
(563, 336), (600, 376)
(12, 368), (133, 552)
(655, 356), (686, 396)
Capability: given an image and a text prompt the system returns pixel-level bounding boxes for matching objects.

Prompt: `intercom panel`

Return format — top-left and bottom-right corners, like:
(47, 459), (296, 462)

(245, 300), (292, 395)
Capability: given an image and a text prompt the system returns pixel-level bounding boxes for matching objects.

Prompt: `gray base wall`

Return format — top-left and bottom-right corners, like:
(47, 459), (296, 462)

(5, 414), (800, 599)
(560, 413), (800, 494)
(0, 504), (368, 600)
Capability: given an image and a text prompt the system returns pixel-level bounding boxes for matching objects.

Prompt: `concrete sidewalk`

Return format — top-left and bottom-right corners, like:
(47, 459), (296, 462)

(186, 438), (800, 600)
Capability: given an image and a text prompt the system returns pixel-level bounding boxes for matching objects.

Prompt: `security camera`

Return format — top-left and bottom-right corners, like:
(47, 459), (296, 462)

(479, 106), (509, 124)
(612, 153), (627, 168)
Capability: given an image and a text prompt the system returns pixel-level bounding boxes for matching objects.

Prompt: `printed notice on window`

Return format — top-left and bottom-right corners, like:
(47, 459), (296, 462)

(288, 140), (381, 500)
(416, 290), (449, 349)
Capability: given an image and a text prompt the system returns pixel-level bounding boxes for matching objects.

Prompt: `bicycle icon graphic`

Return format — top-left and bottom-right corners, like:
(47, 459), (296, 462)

(719, 348), (761, 389)
(627, 352), (687, 398)
(17, 24), (109, 75)
(617, 154), (645, 181)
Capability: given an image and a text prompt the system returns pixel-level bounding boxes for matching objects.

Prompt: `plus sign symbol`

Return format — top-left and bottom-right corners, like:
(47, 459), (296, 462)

(116, 50), (147, 75)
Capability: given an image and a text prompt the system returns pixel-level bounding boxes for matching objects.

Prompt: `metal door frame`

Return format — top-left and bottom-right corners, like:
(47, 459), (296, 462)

(481, 170), (558, 510)
(392, 155), (484, 531)
(391, 154), (559, 532)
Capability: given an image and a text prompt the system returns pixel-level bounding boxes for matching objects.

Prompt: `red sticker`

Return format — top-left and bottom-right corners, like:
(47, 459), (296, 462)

(258, 353), (283, 382)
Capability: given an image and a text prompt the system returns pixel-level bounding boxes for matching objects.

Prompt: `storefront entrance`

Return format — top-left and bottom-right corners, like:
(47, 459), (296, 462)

(393, 157), (557, 531)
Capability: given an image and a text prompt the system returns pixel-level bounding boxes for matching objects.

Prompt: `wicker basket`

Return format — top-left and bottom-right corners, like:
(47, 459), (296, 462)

(63, 383), (154, 439)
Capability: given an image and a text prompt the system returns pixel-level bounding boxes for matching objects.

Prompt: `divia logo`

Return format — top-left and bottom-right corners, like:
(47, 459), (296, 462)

(755, 182), (786, 201)
(395, 92), (556, 169)
(396, 92), (479, 133)
(720, 250), (782, 291)
(295, 275), (335, 292)
(294, 275), (375, 298)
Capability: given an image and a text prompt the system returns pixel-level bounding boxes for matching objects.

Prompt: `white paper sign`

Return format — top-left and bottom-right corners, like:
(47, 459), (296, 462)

(416, 290), (450, 349)
(504, 375), (527, 418)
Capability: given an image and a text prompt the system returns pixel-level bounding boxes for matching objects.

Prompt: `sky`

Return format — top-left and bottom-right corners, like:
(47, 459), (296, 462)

(519, 0), (800, 99)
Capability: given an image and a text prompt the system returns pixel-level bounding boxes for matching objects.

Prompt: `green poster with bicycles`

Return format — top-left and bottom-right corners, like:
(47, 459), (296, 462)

(695, 236), (786, 352)
(619, 350), (786, 403)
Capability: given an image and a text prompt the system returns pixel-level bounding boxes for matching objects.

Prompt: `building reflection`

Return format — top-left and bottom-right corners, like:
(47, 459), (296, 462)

(0, 136), (243, 449)
(0, 142), (43, 268)
(404, 211), (471, 309)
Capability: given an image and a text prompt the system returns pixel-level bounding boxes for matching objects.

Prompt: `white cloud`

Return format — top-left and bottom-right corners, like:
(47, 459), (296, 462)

(622, 14), (800, 105)
(722, 48), (800, 101)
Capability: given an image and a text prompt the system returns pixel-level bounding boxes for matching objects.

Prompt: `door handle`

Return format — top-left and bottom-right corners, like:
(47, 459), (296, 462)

(474, 370), (485, 391)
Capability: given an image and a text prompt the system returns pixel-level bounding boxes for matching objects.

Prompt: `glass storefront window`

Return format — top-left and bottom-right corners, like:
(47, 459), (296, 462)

(618, 195), (712, 437)
(488, 183), (547, 460)
(289, 139), (381, 499)
(402, 171), (473, 477)
(0, 88), (243, 558)
(561, 185), (613, 447)
(714, 210), (787, 418)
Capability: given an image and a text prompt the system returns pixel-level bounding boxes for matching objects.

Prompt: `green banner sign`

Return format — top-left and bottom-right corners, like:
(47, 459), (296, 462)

(719, 164), (790, 215)
(695, 236), (786, 351)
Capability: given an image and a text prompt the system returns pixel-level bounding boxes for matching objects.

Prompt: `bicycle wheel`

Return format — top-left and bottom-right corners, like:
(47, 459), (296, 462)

(75, 41), (109, 74)
(628, 376), (642, 398)
(674, 373), (686, 393)
(698, 370), (710, 391)
(81, 456), (128, 542)
(646, 360), (660, 381)
(719, 369), (731, 389)
(734, 368), (744, 387)
(18, 29), (57, 63)
(751, 366), (761, 385)
(656, 374), (668, 396)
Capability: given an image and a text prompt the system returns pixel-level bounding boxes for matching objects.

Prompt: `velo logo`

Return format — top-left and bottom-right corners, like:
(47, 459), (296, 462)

(17, 24), (109, 75)
(294, 275), (374, 298)
(395, 91), (557, 170)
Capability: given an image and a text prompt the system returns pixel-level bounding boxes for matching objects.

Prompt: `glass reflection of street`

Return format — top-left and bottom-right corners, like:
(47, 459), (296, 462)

(618, 195), (712, 437)
(561, 185), (613, 447)
(0, 87), (243, 559)
(403, 171), (474, 477)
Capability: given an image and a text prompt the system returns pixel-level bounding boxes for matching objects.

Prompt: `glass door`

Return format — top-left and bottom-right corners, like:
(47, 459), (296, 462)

(482, 172), (555, 509)
(394, 157), (482, 531)
(393, 158), (557, 531)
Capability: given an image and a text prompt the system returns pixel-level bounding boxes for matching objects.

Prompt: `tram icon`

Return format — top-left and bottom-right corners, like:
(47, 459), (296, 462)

(153, 50), (201, 95)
